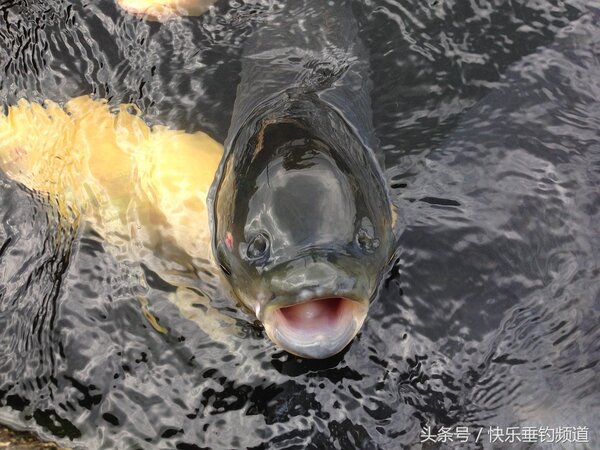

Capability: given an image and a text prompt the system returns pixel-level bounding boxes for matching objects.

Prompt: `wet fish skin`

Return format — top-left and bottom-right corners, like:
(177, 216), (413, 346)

(209, 0), (396, 358)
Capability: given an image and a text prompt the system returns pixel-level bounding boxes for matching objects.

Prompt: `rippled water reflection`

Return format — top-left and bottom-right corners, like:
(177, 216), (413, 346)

(1, 0), (599, 449)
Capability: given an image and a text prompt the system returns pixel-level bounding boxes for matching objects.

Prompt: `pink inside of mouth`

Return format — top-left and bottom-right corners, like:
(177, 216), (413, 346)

(264, 297), (368, 358)
(278, 297), (344, 330)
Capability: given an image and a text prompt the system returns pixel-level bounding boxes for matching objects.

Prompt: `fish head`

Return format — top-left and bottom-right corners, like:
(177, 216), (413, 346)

(211, 120), (395, 359)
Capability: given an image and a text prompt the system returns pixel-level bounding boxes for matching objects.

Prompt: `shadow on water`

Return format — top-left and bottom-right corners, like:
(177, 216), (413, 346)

(1, 0), (599, 448)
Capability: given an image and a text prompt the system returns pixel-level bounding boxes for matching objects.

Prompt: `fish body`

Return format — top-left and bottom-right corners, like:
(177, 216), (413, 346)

(209, 0), (395, 358)
(0, 97), (223, 262)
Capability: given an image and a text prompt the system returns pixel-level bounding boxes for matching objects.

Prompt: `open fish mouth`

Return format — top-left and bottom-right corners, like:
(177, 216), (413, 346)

(262, 297), (368, 359)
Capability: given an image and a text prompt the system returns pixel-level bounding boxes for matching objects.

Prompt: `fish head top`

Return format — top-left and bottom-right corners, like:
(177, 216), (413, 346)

(210, 106), (395, 359)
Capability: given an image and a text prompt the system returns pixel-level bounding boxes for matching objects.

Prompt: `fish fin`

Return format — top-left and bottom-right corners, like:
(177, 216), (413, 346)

(138, 295), (169, 334)
(169, 286), (238, 348)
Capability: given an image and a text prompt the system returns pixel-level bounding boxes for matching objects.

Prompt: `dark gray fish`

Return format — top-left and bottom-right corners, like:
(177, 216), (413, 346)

(208, 0), (396, 359)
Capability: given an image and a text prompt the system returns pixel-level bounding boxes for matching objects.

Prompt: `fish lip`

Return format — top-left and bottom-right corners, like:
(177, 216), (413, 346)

(261, 295), (369, 359)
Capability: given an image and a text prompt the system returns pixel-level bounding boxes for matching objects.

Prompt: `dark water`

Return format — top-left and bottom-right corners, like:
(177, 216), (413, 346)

(1, 0), (599, 449)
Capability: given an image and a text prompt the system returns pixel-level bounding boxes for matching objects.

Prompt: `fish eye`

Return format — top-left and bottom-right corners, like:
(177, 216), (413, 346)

(356, 228), (380, 253)
(246, 232), (271, 262)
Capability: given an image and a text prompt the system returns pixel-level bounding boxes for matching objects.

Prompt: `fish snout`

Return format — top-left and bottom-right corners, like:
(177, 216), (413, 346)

(263, 297), (368, 359)
(261, 259), (370, 359)
(268, 260), (353, 295)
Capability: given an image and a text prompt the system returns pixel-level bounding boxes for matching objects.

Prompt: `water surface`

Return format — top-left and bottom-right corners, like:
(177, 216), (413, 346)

(1, 0), (599, 448)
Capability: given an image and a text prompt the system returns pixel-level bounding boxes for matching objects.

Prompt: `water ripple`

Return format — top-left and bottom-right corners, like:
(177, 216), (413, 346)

(1, 0), (599, 449)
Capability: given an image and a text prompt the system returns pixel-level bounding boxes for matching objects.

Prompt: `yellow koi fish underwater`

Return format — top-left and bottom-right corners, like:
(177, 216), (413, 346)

(117, 0), (215, 20)
(0, 95), (236, 341)
(0, 96), (222, 261)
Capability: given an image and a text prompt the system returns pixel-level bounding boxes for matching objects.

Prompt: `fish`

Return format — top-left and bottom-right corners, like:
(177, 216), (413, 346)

(0, 96), (223, 263)
(207, 0), (396, 358)
(116, 0), (215, 21)
(0, 0), (396, 360)
(0, 96), (237, 344)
